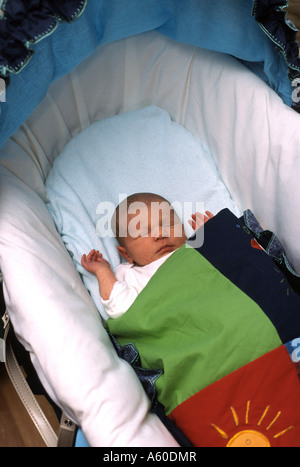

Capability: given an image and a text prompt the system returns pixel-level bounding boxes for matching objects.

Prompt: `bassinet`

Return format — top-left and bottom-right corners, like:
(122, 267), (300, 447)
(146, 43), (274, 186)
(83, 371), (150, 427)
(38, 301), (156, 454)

(1, 0), (300, 448)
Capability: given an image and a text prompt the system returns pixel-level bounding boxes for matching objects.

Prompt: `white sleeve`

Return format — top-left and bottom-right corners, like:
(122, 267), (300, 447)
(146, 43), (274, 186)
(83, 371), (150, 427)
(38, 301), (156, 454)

(101, 281), (139, 318)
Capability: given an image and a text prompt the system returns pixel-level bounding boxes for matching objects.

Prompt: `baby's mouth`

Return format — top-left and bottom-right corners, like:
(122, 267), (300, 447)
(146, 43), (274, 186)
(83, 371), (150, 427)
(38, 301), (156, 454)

(157, 244), (175, 254)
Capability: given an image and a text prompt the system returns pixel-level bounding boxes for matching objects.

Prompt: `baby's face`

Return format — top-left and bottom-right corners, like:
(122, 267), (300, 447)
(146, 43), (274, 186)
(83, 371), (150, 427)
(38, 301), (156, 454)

(118, 201), (187, 266)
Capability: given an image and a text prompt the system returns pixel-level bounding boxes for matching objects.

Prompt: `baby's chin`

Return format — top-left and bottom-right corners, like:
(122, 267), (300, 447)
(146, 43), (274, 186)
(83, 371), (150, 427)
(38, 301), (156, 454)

(150, 244), (180, 263)
(157, 245), (178, 257)
(134, 249), (174, 266)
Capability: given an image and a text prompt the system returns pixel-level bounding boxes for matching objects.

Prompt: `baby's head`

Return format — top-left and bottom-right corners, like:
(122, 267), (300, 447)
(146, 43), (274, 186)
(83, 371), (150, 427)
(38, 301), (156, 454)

(112, 193), (187, 266)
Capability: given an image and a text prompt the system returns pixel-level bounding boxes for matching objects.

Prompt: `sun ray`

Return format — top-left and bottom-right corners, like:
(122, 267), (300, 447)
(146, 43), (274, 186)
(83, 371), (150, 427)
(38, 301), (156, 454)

(266, 411), (281, 431)
(257, 405), (270, 426)
(245, 400), (251, 425)
(230, 406), (239, 426)
(212, 402), (295, 446)
(273, 426), (294, 439)
(211, 423), (228, 440)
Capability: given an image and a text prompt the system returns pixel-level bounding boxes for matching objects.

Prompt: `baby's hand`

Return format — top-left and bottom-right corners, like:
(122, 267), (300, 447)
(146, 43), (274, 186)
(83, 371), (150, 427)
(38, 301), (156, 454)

(189, 211), (214, 231)
(81, 249), (117, 301)
(81, 249), (111, 275)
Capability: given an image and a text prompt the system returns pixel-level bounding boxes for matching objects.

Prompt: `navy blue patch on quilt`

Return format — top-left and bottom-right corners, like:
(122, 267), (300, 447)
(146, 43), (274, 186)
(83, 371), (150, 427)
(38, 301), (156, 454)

(188, 209), (300, 345)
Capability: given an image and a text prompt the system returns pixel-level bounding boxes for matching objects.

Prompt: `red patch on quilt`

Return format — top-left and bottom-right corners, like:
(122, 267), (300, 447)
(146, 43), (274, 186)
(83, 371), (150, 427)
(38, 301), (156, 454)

(250, 238), (264, 251)
(169, 346), (300, 447)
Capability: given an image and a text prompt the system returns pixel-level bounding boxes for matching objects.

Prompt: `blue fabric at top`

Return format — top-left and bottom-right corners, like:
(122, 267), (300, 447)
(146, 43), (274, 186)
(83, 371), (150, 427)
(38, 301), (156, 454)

(157, 0), (296, 103)
(0, 0), (172, 149)
(0, 0), (298, 150)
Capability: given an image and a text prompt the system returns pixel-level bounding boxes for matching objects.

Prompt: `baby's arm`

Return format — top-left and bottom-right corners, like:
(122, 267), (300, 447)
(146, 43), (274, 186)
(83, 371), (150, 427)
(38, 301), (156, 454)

(189, 211), (214, 231)
(81, 249), (117, 300)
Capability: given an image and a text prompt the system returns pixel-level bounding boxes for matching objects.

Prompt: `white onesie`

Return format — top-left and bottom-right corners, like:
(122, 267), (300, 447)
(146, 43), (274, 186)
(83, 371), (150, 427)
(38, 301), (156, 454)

(102, 251), (175, 319)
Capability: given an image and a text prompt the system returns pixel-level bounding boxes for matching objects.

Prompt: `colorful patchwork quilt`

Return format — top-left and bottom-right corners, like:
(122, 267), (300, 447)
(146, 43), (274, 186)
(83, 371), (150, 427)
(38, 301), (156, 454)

(107, 209), (300, 447)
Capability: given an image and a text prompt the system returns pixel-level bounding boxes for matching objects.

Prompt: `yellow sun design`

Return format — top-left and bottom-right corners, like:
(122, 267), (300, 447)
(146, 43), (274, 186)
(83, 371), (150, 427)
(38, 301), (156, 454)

(226, 430), (271, 447)
(211, 401), (294, 447)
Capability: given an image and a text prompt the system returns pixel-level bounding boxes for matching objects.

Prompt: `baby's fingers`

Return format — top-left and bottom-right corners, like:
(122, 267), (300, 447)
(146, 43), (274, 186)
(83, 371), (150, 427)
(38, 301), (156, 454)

(188, 216), (197, 231)
(189, 211), (214, 231)
(205, 211), (214, 220)
(189, 212), (205, 230)
(86, 249), (96, 261)
(83, 249), (100, 262)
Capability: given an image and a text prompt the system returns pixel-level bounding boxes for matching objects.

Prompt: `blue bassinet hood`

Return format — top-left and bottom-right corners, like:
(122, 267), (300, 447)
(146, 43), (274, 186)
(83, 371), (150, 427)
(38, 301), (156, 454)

(0, 0), (299, 150)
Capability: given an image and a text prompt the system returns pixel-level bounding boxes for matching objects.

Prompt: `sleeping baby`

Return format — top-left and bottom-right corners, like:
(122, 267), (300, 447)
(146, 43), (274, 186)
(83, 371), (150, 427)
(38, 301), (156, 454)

(81, 194), (299, 447)
(81, 192), (213, 318)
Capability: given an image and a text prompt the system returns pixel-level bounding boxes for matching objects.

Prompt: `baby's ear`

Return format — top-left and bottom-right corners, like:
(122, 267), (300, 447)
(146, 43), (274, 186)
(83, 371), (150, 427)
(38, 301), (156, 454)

(117, 245), (134, 264)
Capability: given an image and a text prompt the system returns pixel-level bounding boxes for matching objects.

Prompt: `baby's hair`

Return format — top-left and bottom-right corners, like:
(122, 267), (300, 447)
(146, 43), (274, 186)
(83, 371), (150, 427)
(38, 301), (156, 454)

(112, 192), (171, 246)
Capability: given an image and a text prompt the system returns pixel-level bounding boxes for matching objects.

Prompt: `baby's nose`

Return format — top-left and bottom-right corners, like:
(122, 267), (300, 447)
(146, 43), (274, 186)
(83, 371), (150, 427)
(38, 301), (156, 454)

(152, 226), (169, 239)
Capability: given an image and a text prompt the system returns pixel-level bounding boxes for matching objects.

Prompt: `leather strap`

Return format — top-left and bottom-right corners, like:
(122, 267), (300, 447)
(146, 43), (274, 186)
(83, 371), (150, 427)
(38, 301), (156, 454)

(4, 322), (58, 447)
(2, 315), (77, 447)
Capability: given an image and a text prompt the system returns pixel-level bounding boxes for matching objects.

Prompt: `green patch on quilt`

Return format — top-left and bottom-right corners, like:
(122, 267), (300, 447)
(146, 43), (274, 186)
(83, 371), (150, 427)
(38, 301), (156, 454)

(107, 245), (281, 415)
